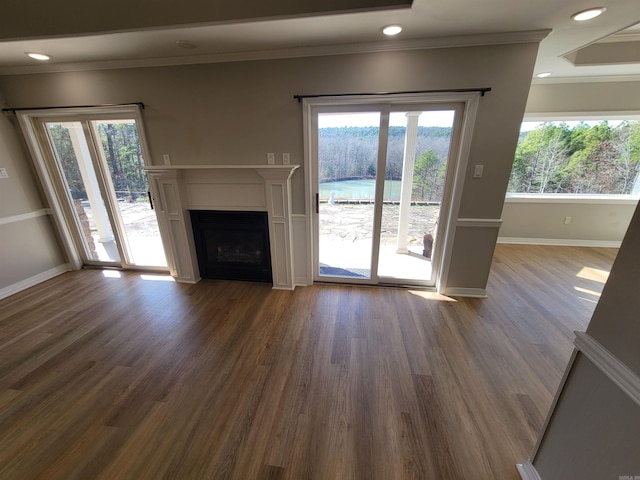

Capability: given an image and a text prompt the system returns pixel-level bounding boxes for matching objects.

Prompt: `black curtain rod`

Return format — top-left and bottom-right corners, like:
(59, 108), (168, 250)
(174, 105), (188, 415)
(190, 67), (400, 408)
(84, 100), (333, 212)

(2, 102), (145, 113)
(294, 88), (491, 102)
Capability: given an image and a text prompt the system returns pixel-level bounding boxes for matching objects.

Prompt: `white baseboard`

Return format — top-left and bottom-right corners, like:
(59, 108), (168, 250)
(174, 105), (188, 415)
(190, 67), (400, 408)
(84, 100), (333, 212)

(517, 462), (542, 480)
(0, 264), (71, 300)
(497, 237), (621, 248)
(443, 287), (487, 298)
(294, 276), (310, 287)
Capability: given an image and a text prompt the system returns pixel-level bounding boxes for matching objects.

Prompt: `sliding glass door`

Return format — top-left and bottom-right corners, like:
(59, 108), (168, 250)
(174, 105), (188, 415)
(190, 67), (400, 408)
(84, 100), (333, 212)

(317, 111), (381, 280)
(20, 108), (167, 271)
(312, 100), (464, 287)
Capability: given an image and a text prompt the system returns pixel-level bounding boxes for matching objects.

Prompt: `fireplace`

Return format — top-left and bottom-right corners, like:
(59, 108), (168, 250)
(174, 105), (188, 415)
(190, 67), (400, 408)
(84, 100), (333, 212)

(190, 210), (272, 283)
(144, 165), (298, 289)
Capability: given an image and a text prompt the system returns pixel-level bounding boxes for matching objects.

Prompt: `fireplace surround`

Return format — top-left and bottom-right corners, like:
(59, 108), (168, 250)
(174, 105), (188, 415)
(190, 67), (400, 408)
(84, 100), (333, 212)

(144, 164), (299, 289)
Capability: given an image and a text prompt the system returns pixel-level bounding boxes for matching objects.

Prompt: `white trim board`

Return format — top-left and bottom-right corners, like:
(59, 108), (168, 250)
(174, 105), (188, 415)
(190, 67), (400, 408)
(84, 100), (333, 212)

(497, 237), (621, 248)
(0, 208), (52, 226)
(574, 331), (640, 408)
(505, 194), (639, 205)
(517, 462), (542, 480)
(0, 264), (71, 301)
(457, 218), (503, 228)
(443, 287), (487, 298)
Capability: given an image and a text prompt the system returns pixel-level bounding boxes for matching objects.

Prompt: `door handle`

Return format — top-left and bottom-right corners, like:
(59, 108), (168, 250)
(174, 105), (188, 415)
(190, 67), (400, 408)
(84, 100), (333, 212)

(148, 191), (154, 210)
(315, 193), (319, 214)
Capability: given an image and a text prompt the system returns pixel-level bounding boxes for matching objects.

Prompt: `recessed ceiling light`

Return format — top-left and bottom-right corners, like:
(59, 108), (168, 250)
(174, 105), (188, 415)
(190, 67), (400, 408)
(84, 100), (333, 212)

(382, 25), (402, 36)
(536, 72), (552, 78)
(26, 52), (51, 61)
(571, 7), (606, 21)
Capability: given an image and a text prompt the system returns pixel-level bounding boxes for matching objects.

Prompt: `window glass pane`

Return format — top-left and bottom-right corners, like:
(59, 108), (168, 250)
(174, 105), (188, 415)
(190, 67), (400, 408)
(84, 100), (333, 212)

(508, 120), (640, 195)
(317, 112), (380, 279)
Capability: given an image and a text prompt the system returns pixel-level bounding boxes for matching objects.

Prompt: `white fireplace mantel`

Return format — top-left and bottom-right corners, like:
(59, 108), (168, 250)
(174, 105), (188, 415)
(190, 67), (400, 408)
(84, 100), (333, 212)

(144, 164), (300, 290)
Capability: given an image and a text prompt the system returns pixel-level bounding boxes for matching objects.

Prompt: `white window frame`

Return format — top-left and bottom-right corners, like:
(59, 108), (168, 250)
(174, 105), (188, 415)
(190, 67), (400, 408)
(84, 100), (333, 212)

(506, 111), (640, 204)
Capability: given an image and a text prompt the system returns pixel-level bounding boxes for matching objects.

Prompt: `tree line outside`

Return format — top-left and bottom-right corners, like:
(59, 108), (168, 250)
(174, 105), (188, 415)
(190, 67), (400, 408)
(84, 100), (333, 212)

(318, 125), (452, 202)
(48, 121), (148, 201)
(509, 120), (640, 195)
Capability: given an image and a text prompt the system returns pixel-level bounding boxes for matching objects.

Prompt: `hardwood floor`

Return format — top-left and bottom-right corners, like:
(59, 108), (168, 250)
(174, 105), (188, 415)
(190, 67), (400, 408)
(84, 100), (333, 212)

(0, 245), (618, 479)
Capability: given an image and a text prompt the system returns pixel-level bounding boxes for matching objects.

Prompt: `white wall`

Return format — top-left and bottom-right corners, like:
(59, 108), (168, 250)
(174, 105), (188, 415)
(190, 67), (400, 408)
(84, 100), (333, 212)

(0, 42), (540, 293)
(500, 81), (640, 246)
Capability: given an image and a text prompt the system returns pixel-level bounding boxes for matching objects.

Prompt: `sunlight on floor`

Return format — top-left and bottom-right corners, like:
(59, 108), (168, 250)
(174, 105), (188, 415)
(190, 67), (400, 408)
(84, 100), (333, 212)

(140, 274), (175, 282)
(574, 286), (602, 298)
(102, 270), (122, 278)
(576, 266), (610, 284)
(408, 290), (457, 302)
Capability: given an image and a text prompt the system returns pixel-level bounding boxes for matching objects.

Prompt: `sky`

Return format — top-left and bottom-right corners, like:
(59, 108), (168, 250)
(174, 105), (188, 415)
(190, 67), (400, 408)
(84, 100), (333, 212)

(318, 110), (456, 129)
(520, 119), (630, 132)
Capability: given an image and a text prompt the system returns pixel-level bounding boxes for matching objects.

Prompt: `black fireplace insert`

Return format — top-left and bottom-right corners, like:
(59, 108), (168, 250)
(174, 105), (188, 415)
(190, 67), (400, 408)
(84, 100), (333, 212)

(190, 210), (272, 283)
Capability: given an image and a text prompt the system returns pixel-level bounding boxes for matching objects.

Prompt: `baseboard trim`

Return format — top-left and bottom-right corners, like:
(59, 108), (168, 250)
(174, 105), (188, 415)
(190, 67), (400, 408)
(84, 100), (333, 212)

(497, 237), (621, 248)
(294, 276), (310, 287)
(0, 264), (71, 300)
(443, 287), (487, 298)
(517, 462), (542, 480)
(574, 331), (640, 408)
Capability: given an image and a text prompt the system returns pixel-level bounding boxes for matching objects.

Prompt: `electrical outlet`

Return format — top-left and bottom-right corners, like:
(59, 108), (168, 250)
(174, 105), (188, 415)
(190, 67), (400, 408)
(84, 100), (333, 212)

(564, 216), (572, 225)
(0, 167), (8, 179)
(267, 153), (275, 165)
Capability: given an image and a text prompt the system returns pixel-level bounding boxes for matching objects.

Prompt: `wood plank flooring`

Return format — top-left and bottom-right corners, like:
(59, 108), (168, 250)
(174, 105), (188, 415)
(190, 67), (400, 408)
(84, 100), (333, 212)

(0, 244), (618, 479)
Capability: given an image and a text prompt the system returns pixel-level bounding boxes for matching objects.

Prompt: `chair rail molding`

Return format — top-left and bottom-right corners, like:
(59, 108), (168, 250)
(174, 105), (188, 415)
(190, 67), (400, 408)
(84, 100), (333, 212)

(0, 208), (52, 225)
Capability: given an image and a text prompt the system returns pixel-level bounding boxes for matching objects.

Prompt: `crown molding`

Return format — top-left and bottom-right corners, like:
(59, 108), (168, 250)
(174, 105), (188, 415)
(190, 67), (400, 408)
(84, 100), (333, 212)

(531, 74), (640, 84)
(0, 29), (550, 76)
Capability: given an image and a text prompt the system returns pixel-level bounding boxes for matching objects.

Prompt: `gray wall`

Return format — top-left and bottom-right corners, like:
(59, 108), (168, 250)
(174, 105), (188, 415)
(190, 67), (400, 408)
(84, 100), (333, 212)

(0, 42), (540, 293)
(500, 198), (637, 245)
(531, 201), (640, 479)
(534, 354), (640, 480)
(500, 80), (640, 246)
(0, 102), (66, 292)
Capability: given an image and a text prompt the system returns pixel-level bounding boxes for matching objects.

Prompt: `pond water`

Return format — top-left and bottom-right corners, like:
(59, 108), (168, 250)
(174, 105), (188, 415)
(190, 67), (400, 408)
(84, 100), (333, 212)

(319, 179), (402, 200)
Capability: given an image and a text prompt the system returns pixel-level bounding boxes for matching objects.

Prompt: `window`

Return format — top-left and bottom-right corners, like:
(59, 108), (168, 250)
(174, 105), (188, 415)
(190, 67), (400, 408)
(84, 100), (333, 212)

(507, 117), (640, 196)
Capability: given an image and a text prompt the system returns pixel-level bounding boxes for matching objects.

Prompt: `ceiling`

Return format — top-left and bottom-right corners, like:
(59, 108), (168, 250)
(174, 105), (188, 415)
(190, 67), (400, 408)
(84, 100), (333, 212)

(0, 0), (639, 81)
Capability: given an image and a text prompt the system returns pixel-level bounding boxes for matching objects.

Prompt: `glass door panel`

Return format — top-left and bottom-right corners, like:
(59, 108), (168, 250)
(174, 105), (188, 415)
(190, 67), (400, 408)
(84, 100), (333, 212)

(377, 110), (455, 285)
(317, 112), (380, 279)
(92, 120), (167, 267)
(46, 122), (121, 263)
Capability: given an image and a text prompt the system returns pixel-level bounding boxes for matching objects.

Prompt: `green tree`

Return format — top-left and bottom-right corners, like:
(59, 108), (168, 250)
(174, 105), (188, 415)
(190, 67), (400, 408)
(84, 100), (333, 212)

(47, 124), (86, 199)
(413, 150), (442, 201)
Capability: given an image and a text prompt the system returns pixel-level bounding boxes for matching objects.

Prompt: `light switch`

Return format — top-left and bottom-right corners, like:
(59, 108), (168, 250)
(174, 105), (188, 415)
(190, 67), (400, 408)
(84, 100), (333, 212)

(473, 164), (484, 179)
(267, 153), (275, 165)
(162, 155), (171, 165)
(0, 167), (8, 179)
(282, 153), (290, 165)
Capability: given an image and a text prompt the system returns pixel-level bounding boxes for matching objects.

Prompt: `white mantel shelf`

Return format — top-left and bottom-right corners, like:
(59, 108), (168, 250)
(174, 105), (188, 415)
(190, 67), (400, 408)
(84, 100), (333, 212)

(144, 164), (299, 173)
(145, 163), (299, 290)
(144, 164), (299, 169)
